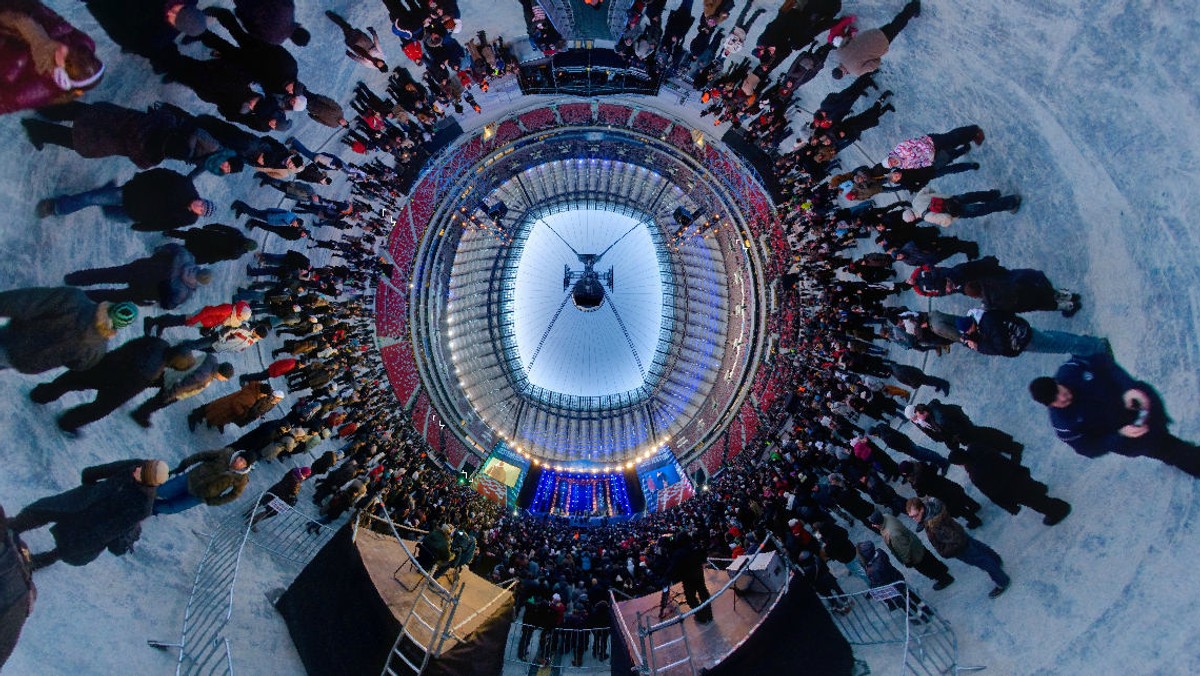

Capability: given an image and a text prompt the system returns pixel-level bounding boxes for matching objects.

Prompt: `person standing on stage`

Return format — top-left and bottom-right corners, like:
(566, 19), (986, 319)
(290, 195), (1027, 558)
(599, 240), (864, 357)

(669, 530), (713, 623)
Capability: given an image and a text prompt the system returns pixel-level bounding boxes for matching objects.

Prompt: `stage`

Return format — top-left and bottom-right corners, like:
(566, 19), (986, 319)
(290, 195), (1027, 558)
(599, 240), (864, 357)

(277, 524), (514, 676)
(611, 565), (853, 675)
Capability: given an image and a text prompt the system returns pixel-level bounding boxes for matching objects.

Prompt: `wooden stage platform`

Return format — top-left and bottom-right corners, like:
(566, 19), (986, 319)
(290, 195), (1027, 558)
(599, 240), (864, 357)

(355, 528), (512, 649)
(611, 565), (855, 675)
(613, 567), (785, 672)
(276, 524), (513, 676)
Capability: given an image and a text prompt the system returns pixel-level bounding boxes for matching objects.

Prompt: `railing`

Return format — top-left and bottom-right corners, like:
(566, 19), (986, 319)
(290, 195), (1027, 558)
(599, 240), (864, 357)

(632, 539), (790, 675)
(816, 582), (982, 675)
(360, 499), (473, 676)
(505, 621), (613, 671)
(148, 491), (338, 675)
(607, 0), (637, 40)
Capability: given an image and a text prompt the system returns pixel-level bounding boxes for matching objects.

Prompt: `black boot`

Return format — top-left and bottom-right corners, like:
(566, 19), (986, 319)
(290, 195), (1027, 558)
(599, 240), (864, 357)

(29, 550), (61, 570)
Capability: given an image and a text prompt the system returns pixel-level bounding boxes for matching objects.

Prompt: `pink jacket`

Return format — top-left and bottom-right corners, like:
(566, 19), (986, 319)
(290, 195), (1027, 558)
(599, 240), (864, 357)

(887, 135), (936, 169)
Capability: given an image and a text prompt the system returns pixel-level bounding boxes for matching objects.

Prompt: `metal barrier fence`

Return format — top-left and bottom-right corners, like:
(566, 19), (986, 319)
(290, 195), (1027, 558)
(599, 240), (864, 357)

(817, 582), (982, 675)
(148, 491), (338, 676)
(505, 621), (612, 671)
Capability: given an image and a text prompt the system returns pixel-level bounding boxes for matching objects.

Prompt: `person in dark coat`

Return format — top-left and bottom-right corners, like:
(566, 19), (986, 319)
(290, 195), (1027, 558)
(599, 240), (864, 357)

(29, 336), (193, 433)
(247, 466), (311, 528)
(1029, 353), (1200, 476)
(668, 530), (712, 623)
(899, 460), (982, 528)
(21, 100), (236, 173)
(25, 101), (175, 168)
(81, 0), (206, 63)
(947, 444), (1071, 526)
(416, 522), (453, 571)
(310, 449), (342, 476)
(230, 0), (309, 46)
(886, 362), (950, 395)
(868, 510), (954, 589)
(0, 506), (35, 669)
(312, 458), (359, 504)
(855, 541), (932, 622)
(165, 223), (259, 264)
(6, 459), (169, 569)
(956, 311), (1107, 358)
(63, 243), (212, 309)
(0, 287), (135, 374)
(906, 399), (1025, 457)
(868, 423), (950, 473)
(909, 258), (1081, 316)
(200, 7), (301, 96)
(907, 497), (1009, 598)
(304, 91), (348, 128)
(158, 53), (285, 131)
(130, 352), (234, 427)
(38, 168), (213, 231)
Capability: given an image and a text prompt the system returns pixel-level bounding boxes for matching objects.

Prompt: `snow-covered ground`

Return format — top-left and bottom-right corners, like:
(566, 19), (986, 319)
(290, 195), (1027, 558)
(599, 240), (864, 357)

(1, 0), (1199, 674)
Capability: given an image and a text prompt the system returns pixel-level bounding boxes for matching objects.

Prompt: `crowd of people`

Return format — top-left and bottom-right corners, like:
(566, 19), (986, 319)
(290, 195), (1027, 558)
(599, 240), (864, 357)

(0, 0), (1194, 671)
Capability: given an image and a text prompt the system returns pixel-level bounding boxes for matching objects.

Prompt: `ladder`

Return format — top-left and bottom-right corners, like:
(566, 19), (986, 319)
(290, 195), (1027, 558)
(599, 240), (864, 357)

(638, 611), (698, 676)
(381, 576), (462, 676)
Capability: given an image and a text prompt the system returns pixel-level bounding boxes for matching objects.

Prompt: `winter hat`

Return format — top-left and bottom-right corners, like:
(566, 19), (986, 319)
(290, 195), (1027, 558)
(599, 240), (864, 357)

(350, 140), (368, 154)
(903, 404), (918, 420)
(289, 95), (308, 112)
(787, 518), (799, 528)
(954, 316), (975, 332)
(868, 510), (884, 527)
(233, 301), (252, 323)
(196, 199), (216, 217)
(901, 208), (918, 223)
(552, 593), (561, 601)
(831, 36), (845, 47)
(139, 459), (169, 487)
(173, 4), (208, 37)
(856, 541), (876, 559)
(292, 466), (313, 480)
(107, 301), (138, 329)
(272, 390), (286, 399)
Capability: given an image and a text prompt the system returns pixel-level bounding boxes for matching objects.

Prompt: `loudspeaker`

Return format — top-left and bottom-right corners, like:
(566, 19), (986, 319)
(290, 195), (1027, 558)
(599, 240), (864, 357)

(726, 551), (787, 593)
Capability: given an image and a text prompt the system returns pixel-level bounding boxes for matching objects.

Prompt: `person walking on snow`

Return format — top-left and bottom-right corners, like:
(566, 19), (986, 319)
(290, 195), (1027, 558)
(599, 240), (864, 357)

(37, 168), (213, 231)
(830, 1), (921, 79)
(906, 497), (1009, 598)
(29, 336), (193, 434)
(1029, 352), (1200, 476)
(887, 125), (985, 170)
(0, 287), (136, 374)
(129, 352), (234, 427)
(6, 459), (169, 569)
(901, 188), (1022, 226)
(152, 448), (253, 514)
(144, 300), (252, 336)
(64, 244), (212, 310)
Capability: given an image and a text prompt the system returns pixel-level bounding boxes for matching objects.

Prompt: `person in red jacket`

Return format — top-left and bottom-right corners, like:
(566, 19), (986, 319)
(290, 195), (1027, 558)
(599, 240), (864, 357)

(143, 300), (252, 335)
(238, 357), (298, 384)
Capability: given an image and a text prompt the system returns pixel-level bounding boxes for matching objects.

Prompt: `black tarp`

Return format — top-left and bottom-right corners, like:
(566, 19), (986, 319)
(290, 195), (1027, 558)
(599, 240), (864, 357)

(277, 524), (515, 676)
(609, 576), (854, 676)
(277, 524), (399, 675)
